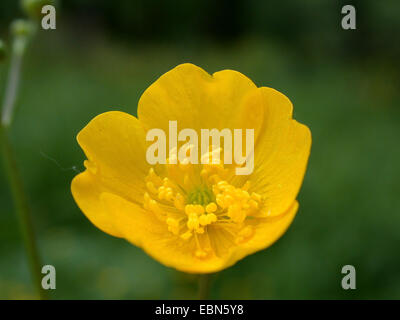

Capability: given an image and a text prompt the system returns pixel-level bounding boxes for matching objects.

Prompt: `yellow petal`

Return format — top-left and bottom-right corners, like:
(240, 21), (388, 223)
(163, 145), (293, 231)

(76, 111), (149, 204)
(138, 63), (260, 134)
(251, 87), (311, 216)
(71, 171), (122, 237)
(101, 192), (228, 273)
(101, 192), (298, 273)
(226, 200), (299, 267)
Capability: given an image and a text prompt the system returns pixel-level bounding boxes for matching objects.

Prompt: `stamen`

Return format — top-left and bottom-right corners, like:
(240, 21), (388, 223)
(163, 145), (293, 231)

(146, 181), (158, 194)
(236, 226), (255, 244)
(174, 193), (185, 210)
(142, 146), (264, 259)
(205, 202), (217, 213)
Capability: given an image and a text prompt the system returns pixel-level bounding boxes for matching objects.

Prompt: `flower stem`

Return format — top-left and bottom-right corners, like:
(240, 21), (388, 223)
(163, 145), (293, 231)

(0, 34), (46, 299)
(0, 126), (46, 299)
(198, 274), (212, 299)
(2, 39), (24, 127)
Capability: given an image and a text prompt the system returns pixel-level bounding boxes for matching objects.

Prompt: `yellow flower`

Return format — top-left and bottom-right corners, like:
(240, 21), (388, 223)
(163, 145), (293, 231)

(71, 63), (311, 273)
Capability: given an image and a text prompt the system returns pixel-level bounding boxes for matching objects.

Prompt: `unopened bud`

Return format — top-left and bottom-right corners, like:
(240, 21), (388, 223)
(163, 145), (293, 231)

(11, 19), (36, 38)
(10, 20), (36, 56)
(21, 0), (56, 20)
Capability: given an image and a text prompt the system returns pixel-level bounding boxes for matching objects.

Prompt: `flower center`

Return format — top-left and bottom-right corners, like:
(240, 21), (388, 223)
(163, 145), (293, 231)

(143, 145), (266, 259)
(186, 186), (214, 206)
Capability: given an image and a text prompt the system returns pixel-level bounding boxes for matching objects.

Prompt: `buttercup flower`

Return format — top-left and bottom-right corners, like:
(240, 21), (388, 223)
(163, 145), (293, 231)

(71, 63), (311, 273)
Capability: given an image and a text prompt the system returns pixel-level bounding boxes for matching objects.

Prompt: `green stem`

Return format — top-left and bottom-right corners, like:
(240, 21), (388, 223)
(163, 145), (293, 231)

(0, 34), (46, 299)
(198, 274), (212, 300)
(2, 38), (24, 127)
(0, 126), (46, 299)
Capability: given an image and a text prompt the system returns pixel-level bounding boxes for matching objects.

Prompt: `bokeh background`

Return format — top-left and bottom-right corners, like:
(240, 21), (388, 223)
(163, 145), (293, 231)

(0, 0), (399, 299)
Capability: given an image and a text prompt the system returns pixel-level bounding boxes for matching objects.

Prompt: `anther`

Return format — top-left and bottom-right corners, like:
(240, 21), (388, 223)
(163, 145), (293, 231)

(146, 181), (158, 194)
(206, 202), (217, 213)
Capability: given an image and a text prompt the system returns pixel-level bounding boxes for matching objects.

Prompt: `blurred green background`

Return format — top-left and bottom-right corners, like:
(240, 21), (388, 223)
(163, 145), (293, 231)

(1, 0), (400, 299)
